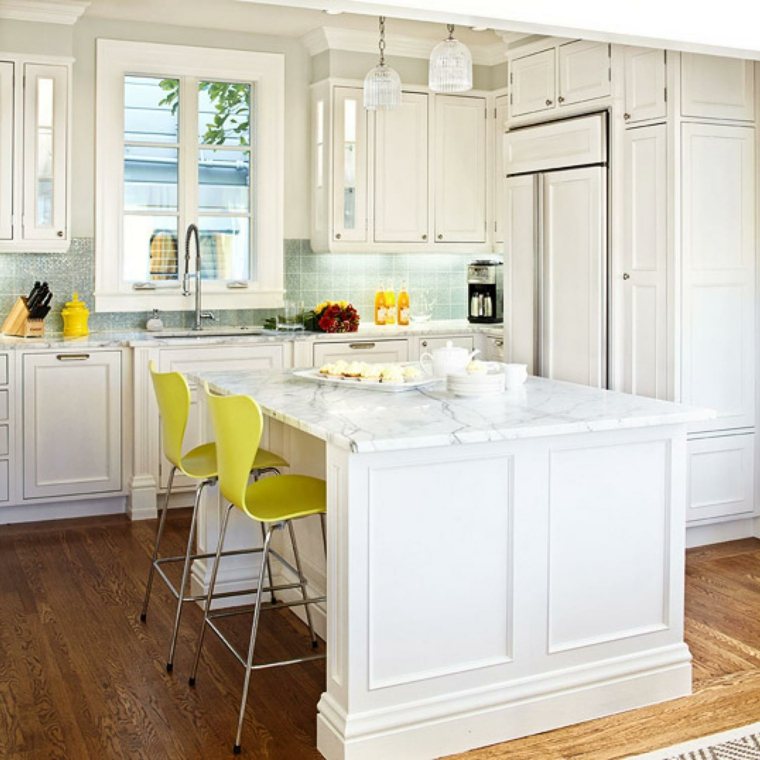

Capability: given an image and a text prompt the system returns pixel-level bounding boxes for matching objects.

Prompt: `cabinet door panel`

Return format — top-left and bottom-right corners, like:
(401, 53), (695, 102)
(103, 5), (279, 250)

(621, 124), (668, 400)
(332, 87), (368, 243)
(23, 64), (67, 241)
(681, 123), (755, 431)
(541, 167), (606, 388)
(681, 53), (754, 121)
(23, 351), (122, 499)
(624, 47), (667, 123)
(558, 41), (611, 106)
(158, 345), (284, 489)
(313, 340), (408, 366)
(374, 91), (428, 243)
(510, 48), (555, 118)
(0, 62), (12, 240)
(434, 95), (486, 243)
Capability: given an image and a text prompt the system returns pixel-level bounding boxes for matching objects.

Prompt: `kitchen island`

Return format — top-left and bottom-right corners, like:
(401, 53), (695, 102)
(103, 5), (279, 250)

(191, 369), (711, 760)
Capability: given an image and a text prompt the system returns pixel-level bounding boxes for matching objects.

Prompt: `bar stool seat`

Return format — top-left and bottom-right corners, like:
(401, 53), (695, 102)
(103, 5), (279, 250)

(181, 442), (287, 480)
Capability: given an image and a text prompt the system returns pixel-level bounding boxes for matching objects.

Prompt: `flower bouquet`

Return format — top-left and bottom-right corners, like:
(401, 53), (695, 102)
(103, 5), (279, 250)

(311, 300), (360, 333)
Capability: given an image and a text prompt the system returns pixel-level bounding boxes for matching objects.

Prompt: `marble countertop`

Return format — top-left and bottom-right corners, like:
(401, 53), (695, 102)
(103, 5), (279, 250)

(0, 320), (498, 350)
(192, 369), (713, 453)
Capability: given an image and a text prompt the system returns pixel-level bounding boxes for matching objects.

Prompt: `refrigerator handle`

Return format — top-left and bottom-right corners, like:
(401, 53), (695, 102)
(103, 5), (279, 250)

(534, 174), (543, 377)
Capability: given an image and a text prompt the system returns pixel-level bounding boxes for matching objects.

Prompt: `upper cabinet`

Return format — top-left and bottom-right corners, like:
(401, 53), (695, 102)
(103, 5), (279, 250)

(681, 53), (755, 122)
(310, 79), (489, 253)
(508, 40), (610, 121)
(0, 55), (71, 252)
(623, 47), (667, 124)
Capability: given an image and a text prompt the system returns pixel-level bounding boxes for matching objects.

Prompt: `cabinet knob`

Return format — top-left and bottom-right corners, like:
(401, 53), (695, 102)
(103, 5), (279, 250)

(421, 234), (428, 241)
(421, 340), (428, 347)
(623, 112), (631, 121)
(437, 234), (443, 241)
(558, 96), (565, 104)
(335, 232), (342, 240)
(545, 99), (553, 106)
(622, 272), (630, 280)
(56, 230), (64, 238)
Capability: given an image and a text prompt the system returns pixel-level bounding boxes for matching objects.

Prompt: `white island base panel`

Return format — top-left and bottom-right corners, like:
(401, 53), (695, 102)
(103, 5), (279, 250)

(315, 426), (690, 759)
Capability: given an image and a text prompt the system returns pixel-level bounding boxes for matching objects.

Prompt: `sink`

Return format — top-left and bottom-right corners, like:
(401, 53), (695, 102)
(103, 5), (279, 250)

(150, 327), (268, 339)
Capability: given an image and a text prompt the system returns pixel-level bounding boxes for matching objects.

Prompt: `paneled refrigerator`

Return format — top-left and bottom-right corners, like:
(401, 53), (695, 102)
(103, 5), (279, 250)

(503, 113), (608, 387)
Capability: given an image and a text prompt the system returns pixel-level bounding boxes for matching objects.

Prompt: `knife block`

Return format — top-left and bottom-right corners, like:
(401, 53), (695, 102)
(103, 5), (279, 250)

(1, 297), (45, 338)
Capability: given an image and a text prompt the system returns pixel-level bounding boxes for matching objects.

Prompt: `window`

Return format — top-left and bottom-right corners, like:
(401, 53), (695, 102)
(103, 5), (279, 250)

(96, 40), (284, 312)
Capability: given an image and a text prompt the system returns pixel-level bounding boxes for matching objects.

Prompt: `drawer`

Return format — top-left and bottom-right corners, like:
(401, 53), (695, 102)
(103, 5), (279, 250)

(0, 460), (7, 502)
(0, 389), (7, 421)
(313, 339), (409, 366)
(0, 424), (7, 456)
(687, 433), (754, 522)
(0, 354), (7, 385)
(418, 336), (475, 353)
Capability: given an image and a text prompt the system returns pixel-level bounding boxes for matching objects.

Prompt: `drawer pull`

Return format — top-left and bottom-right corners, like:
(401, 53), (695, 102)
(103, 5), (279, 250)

(495, 340), (504, 347)
(349, 343), (376, 350)
(56, 353), (90, 361)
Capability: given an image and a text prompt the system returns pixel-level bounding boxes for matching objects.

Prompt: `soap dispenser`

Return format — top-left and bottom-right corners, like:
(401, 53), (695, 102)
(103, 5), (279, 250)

(146, 309), (164, 332)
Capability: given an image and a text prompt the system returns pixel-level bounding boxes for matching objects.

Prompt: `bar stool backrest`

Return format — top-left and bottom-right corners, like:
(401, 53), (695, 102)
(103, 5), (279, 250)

(204, 385), (264, 513)
(149, 360), (191, 469)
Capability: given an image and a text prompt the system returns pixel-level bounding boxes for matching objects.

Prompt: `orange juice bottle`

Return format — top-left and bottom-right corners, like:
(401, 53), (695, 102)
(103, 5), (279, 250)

(397, 283), (410, 326)
(374, 285), (387, 325)
(384, 285), (396, 325)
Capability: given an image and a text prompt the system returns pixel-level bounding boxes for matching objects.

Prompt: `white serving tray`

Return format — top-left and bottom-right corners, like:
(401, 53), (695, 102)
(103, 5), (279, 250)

(293, 366), (440, 393)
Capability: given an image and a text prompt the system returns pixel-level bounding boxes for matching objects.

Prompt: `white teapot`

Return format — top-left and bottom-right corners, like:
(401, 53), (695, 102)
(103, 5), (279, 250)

(420, 340), (479, 377)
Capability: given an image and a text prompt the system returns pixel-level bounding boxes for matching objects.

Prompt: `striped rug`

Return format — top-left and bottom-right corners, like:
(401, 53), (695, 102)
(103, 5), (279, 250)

(630, 723), (760, 759)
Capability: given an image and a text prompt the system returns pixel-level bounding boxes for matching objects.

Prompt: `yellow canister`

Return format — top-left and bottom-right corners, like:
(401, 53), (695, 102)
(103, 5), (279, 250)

(61, 292), (90, 337)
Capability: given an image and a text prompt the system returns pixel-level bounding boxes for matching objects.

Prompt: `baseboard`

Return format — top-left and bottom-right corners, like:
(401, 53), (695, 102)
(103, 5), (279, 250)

(0, 496), (127, 525)
(317, 645), (692, 760)
(686, 516), (756, 547)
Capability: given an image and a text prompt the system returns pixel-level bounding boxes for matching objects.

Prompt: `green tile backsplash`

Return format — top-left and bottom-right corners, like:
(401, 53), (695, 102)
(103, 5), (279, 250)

(0, 238), (485, 331)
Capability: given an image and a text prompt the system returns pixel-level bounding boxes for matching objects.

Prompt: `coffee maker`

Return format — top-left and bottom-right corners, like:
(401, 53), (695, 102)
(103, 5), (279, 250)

(467, 260), (503, 323)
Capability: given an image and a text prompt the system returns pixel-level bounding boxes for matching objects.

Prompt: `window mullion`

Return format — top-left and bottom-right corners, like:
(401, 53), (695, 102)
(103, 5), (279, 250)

(179, 75), (199, 274)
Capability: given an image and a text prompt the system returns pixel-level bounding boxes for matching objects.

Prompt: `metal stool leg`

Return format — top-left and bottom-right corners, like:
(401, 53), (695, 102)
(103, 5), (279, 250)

(288, 520), (318, 648)
(319, 513), (327, 556)
(260, 522), (277, 604)
(140, 466), (176, 622)
(189, 503), (234, 687)
(233, 524), (275, 755)
(165, 478), (210, 672)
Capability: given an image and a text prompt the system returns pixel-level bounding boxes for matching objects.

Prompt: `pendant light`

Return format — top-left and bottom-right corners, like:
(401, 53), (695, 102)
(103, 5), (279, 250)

(429, 24), (473, 93)
(363, 16), (401, 111)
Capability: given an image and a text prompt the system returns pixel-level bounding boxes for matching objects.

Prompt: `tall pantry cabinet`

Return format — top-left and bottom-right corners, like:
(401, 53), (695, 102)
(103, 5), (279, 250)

(620, 50), (758, 542)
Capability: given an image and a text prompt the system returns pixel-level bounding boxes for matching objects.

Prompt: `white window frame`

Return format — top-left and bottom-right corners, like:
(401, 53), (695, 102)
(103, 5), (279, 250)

(95, 39), (285, 312)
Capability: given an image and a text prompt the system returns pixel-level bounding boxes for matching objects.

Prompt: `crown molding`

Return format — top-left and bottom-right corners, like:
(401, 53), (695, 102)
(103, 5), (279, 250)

(301, 25), (508, 66)
(0, 0), (90, 24)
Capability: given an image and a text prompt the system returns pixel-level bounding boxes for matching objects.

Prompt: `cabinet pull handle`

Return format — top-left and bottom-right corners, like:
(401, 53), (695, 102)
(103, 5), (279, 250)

(545, 99), (553, 106)
(495, 340), (504, 347)
(349, 342), (376, 350)
(558, 96), (565, 104)
(335, 233), (342, 240)
(437, 234), (443, 241)
(622, 273), (630, 280)
(56, 230), (64, 238)
(56, 353), (90, 361)
(623, 112), (631, 121)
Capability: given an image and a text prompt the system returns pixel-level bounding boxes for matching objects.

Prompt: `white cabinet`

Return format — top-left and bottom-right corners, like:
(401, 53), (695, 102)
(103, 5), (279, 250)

(0, 56), (70, 251)
(620, 124), (669, 400)
(493, 94), (509, 246)
(681, 53), (755, 122)
(681, 123), (755, 432)
(313, 339), (408, 366)
(509, 48), (556, 118)
(332, 86), (368, 243)
(0, 62), (12, 241)
(558, 41), (611, 106)
(157, 344), (284, 488)
(22, 351), (122, 499)
(434, 95), (487, 243)
(374, 91), (429, 243)
(687, 433), (755, 522)
(0, 353), (9, 503)
(623, 47), (667, 123)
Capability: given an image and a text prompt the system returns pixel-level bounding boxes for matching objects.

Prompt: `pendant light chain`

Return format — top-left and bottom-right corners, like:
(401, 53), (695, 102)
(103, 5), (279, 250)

(447, 24), (455, 40)
(379, 16), (386, 66)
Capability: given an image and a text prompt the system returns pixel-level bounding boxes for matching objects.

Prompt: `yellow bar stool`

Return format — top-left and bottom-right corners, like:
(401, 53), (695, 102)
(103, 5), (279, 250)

(140, 361), (288, 673)
(188, 385), (326, 756)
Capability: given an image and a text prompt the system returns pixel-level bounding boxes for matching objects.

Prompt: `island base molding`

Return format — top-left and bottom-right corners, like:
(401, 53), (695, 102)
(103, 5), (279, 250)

(316, 645), (692, 760)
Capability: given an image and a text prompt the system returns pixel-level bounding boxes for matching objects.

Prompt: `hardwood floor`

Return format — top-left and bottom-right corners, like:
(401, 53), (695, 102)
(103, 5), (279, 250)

(3, 516), (760, 759)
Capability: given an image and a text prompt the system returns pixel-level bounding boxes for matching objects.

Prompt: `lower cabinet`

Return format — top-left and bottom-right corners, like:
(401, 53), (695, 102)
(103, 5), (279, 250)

(22, 350), (122, 499)
(416, 335), (474, 356)
(157, 344), (285, 489)
(686, 432), (755, 523)
(313, 339), (408, 366)
(0, 352), (8, 503)
(480, 335), (506, 362)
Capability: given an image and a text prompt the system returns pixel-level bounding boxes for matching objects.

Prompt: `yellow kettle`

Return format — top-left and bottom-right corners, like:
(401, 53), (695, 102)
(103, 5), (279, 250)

(62, 292), (90, 337)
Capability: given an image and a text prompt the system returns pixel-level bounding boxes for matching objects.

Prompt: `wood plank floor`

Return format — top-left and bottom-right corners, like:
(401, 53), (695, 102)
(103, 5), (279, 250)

(3, 516), (760, 759)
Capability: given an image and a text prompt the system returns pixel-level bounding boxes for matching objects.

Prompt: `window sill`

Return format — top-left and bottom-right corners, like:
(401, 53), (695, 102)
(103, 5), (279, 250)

(94, 288), (284, 313)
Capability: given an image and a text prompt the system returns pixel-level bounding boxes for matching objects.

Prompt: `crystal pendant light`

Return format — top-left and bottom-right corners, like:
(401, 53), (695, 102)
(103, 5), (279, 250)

(429, 24), (473, 93)
(363, 16), (401, 111)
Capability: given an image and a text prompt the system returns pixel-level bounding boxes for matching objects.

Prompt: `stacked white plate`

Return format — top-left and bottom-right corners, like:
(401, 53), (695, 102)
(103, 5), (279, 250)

(446, 364), (506, 397)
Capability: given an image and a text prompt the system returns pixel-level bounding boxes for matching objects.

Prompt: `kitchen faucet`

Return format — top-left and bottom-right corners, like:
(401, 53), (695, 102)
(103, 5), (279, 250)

(182, 223), (215, 330)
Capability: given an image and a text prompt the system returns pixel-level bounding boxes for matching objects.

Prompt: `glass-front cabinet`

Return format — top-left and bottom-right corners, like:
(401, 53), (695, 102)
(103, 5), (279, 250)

(0, 56), (71, 252)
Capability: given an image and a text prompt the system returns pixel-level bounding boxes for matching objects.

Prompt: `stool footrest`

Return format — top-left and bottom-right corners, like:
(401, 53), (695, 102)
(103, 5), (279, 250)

(207, 594), (326, 621)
